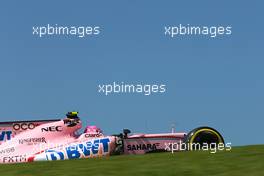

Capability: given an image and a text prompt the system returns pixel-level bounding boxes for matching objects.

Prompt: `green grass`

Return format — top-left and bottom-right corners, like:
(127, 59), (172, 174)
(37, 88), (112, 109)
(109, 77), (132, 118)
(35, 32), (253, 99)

(0, 145), (263, 176)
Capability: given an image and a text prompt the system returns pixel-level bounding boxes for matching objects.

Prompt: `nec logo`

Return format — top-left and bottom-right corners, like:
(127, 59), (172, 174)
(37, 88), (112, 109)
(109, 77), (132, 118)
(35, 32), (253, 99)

(41, 126), (62, 132)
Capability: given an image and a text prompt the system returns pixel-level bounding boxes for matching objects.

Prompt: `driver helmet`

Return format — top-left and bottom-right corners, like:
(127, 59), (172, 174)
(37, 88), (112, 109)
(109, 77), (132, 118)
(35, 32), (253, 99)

(66, 111), (79, 119)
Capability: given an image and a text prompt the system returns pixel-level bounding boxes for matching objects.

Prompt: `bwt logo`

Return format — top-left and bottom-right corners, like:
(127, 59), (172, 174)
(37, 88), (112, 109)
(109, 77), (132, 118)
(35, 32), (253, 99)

(0, 131), (12, 141)
(45, 138), (111, 160)
(41, 126), (62, 132)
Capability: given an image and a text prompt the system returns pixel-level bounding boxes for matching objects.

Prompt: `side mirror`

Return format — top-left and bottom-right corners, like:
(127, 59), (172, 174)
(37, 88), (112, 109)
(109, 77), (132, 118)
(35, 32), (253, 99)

(123, 129), (131, 138)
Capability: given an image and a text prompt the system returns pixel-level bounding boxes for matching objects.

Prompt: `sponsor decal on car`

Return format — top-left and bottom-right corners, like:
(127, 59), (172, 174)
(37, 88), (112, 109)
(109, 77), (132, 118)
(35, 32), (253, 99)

(0, 147), (15, 154)
(0, 131), (12, 141)
(127, 143), (160, 151)
(13, 123), (36, 131)
(2, 155), (27, 163)
(41, 126), (62, 132)
(45, 138), (111, 160)
(19, 137), (47, 144)
(84, 133), (103, 138)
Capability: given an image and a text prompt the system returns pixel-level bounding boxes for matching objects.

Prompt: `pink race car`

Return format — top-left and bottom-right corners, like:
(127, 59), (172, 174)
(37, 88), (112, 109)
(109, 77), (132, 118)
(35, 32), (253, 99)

(0, 112), (225, 164)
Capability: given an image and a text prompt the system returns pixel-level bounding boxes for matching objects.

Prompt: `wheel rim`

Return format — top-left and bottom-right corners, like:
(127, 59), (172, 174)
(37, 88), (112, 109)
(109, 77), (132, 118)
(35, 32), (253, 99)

(193, 131), (220, 146)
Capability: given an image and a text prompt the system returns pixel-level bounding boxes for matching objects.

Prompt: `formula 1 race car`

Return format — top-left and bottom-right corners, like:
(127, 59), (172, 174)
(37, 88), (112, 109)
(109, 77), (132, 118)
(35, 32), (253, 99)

(0, 112), (225, 164)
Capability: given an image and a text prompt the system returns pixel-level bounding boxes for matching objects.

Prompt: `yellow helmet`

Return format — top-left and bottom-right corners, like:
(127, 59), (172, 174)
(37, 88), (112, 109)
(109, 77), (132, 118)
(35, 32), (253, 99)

(66, 111), (79, 118)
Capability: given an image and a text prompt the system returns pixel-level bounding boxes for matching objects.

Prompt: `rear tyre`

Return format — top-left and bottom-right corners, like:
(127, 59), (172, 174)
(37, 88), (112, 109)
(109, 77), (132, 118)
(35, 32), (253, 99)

(183, 126), (224, 150)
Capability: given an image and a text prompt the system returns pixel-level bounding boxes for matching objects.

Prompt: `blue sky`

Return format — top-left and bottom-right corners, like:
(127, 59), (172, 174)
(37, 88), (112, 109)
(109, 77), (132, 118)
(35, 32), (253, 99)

(0, 1), (263, 145)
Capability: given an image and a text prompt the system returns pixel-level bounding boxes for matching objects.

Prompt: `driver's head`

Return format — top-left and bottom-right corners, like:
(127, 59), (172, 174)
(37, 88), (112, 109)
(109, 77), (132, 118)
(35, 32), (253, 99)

(66, 111), (79, 119)
(84, 126), (103, 134)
